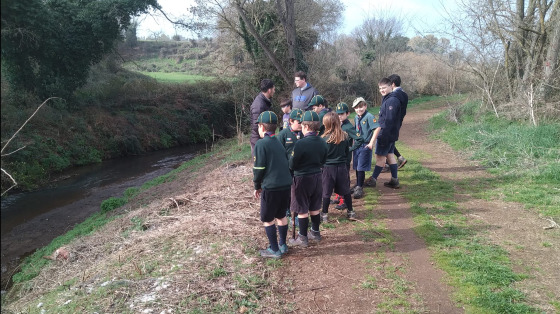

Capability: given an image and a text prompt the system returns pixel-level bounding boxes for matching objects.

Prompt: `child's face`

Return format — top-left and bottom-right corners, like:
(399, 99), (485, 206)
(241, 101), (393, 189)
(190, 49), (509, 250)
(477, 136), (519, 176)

(281, 106), (291, 114)
(354, 103), (367, 116)
(312, 105), (322, 113)
(290, 119), (302, 131)
(258, 124), (266, 138)
(338, 112), (349, 122)
(301, 123), (310, 134)
(379, 83), (393, 96)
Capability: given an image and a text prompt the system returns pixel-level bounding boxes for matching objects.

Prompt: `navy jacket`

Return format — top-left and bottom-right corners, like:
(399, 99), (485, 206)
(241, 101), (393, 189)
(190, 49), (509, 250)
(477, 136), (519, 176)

(377, 93), (401, 144)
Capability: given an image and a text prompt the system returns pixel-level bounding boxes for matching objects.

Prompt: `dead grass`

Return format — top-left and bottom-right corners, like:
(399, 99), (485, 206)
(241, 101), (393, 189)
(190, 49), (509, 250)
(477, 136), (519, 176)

(3, 149), (290, 313)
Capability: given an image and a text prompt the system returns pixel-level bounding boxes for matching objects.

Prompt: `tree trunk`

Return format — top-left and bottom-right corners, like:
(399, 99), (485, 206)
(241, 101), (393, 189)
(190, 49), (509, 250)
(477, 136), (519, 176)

(234, 1), (291, 86)
(541, 0), (560, 101)
(275, 0), (297, 74)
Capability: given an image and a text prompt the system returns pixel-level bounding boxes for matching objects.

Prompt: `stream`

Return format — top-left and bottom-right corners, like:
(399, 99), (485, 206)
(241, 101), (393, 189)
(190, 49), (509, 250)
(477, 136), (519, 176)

(1, 144), (204, 287)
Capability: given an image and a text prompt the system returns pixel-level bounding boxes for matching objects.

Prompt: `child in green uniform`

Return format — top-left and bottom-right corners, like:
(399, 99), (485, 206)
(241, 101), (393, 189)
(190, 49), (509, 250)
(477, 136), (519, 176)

(333, 102), (364, 209)
(277, 108), (304, 157)
(253, 111), (293, 258)
(307, 95), (330, 136)
(320, 112), (356, 221)
(351, 97), (379, 199)
(288, 111), (328, 247)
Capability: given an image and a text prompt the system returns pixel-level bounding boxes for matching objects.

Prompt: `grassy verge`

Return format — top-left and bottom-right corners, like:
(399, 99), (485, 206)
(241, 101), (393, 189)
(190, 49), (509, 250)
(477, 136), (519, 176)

(396, 146), (540, 313)
(139, 71), (215, 83)
(9, 137), (250, 287)
(429, 100), (560, 219)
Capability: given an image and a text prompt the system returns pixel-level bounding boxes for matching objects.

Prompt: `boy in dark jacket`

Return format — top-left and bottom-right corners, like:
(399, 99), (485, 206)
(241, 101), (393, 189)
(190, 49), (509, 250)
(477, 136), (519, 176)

(250, 79), (275, 156)
(253, 111), (293, 258)
(288, 111), (328, 247)
(366, 78), (402, 188)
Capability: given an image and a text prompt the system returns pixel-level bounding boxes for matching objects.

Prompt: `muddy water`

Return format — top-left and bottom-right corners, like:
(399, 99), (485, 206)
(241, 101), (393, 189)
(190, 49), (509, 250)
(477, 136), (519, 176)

(1, 144), (204, 285)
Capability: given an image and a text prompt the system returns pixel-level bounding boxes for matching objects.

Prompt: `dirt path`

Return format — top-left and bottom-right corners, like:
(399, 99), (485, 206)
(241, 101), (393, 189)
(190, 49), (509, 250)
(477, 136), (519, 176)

(278, 104), (559, 312)
(279, 106), (463, 313)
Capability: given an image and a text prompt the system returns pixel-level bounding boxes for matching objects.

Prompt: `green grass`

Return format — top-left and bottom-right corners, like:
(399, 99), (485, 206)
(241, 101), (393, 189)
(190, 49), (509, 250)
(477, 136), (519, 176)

(139, 71), (214, 83)
(396, 146), (539, 313)
(429, 100), (560, 219)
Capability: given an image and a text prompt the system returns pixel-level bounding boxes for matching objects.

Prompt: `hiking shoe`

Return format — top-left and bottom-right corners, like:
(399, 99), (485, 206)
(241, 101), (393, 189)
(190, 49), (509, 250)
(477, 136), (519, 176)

(397, 157), (407, 169)
(330, 198), (338, 204)
(335, 202), (347, 210)
(308, 230), (322, 242)
(364, 176), (376, 187)
(350, 184), (358, 193)
(384, 177), (400, 189)
(347, 210), (356, 219)
(288, 234), (308, 247)
(353, 186), (364, 199)
(279, 244), (288, 254)
(321, 212), (328, 222)
(259, 247), (282, 259)
(381, 164), (390, 173)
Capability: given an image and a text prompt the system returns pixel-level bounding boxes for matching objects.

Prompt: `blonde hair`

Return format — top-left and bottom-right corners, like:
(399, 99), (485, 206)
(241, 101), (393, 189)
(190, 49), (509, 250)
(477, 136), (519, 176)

(321, 112), (347, 144)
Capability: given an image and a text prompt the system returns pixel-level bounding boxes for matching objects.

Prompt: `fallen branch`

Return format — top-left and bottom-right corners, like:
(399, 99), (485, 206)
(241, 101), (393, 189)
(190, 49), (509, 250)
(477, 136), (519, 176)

(543, 218), (559, 230)
(169, 198), (180, 210)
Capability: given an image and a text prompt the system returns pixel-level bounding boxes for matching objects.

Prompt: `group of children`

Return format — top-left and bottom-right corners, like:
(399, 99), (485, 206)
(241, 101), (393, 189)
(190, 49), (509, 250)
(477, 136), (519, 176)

(252, 75), (408, 258)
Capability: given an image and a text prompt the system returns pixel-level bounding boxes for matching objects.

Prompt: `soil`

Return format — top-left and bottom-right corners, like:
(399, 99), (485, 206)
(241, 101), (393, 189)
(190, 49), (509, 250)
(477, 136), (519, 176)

(276, 105), (559, 313)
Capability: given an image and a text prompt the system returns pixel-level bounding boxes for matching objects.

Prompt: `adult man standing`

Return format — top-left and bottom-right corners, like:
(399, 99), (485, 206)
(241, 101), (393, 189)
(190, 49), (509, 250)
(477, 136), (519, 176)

(292, 71), (318, 110)
(251, 79), (275, 155)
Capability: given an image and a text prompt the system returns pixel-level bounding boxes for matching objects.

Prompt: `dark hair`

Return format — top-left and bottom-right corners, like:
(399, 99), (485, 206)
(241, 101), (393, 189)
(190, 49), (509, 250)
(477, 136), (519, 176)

(294, 71), (307, 81)
(280, 99), (292, 108)
(388, 74), (401, 87)
(378, 77), (391, 86)
(259, 123), (277, 132)
(302, 121), (320, 132)
(260, 79), (274, 92)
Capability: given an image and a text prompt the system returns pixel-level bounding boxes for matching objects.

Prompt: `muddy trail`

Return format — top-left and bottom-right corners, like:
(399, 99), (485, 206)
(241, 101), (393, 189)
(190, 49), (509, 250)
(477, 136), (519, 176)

(277, 104), (559, 313)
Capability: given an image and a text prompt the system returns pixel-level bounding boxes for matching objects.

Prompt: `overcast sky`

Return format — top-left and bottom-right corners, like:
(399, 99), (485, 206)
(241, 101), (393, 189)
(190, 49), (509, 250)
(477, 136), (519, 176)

(137, 0), (452, 39)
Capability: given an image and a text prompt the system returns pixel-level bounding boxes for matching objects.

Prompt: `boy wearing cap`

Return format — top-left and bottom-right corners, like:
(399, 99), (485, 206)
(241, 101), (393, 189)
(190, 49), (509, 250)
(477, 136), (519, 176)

(351, 97), (379, 199)
(278, 108), (304, 157)
(366, 78), (402, 188)
(307, 95), (330, 135)
(279, 99), (293, 131)
(288, 111), (328, 247)
(253, 111), (293, 258)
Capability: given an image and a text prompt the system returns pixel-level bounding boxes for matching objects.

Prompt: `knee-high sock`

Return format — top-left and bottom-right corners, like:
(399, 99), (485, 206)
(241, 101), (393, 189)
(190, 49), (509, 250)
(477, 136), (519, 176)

(310, 213), (321, 232)
(277, 225), (288, 246)
(322, 197), (330, 214)
(357, 171), (365, 187)
(343, 193), (353, 212)
(298, 217), (309, 237)
(265, 225), (279, 251)
(389, 163), (398, 179)
(372, 165), (383, 180)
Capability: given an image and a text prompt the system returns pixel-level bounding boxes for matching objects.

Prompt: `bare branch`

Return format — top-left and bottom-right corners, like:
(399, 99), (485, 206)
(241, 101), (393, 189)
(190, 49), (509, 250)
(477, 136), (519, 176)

(1, 97), (60, 155)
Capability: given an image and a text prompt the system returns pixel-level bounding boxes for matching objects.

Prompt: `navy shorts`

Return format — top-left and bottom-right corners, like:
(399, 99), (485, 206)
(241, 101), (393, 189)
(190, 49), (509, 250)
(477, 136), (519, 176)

(260, 189), (290, 222)
(352, 144), (373, 171)
(290, 173), (322, 214)
(375, 141), (395, 156)
(322, 164), (351, 198)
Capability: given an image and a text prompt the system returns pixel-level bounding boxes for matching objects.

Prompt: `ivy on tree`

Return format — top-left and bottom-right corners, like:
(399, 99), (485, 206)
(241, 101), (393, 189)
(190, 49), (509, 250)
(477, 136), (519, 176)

(1, 0), (160, 99)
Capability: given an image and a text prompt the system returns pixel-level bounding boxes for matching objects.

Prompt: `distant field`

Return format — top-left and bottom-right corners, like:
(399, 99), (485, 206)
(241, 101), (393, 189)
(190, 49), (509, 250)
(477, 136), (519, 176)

(140, 71), (214, 83)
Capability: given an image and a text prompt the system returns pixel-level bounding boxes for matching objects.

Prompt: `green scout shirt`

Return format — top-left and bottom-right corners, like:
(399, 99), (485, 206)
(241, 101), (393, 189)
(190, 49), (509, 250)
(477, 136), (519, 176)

(341, 119), (363, 152)
(253, 134), (292, 191)
(323, 135), (350, 166)
(277, 126), (302, 157)
(289, 133), (328, 177)
(354, 111), (379, 143)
